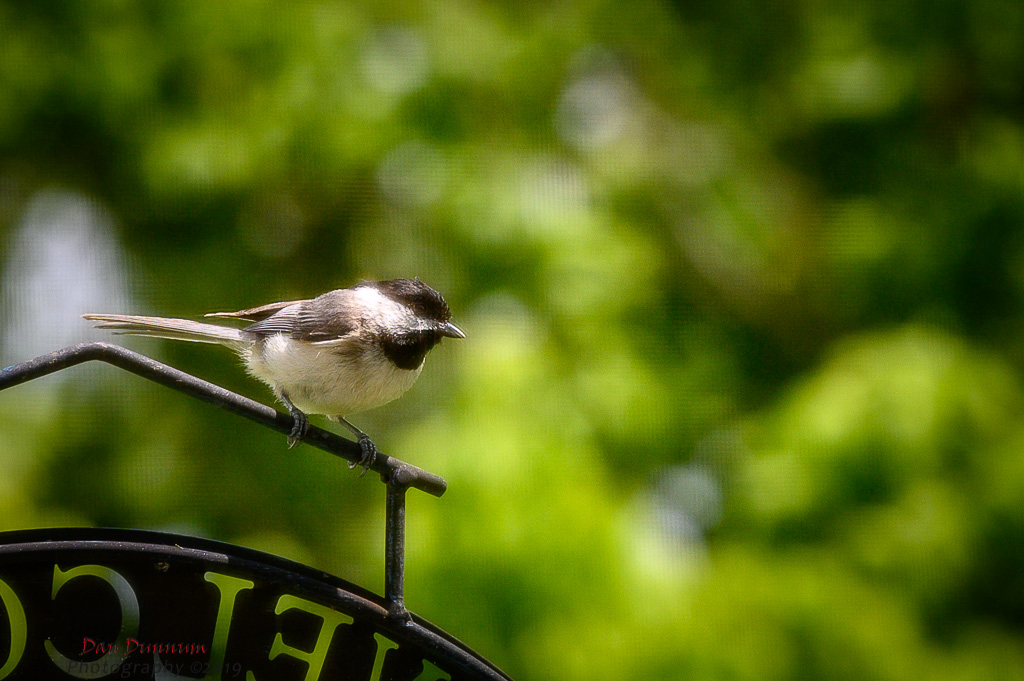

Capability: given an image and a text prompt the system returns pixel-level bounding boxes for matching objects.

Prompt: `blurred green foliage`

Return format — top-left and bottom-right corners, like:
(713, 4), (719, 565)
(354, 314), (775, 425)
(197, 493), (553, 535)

(2, 0), (1024, 679)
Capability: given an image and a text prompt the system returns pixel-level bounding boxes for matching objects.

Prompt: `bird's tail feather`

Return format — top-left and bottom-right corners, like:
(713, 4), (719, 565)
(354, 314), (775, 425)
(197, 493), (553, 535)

(83, 314), (246, 347)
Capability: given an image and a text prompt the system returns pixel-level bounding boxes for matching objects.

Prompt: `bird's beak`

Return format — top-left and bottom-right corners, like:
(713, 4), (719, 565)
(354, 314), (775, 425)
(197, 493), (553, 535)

(439, 322), (466, 339)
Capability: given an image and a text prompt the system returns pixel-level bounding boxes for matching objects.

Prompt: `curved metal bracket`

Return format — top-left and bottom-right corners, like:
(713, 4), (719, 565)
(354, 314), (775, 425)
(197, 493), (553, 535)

(0, 342), (448, 618)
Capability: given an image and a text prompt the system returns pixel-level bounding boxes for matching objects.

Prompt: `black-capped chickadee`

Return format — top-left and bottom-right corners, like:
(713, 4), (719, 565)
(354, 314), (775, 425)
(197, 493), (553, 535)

(84, 278), (464, 470)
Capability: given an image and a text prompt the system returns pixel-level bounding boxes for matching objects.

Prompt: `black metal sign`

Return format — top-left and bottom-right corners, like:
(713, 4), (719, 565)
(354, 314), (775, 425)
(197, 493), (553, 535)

(0, 345), (512, 680)
(0, 528), (508, 680)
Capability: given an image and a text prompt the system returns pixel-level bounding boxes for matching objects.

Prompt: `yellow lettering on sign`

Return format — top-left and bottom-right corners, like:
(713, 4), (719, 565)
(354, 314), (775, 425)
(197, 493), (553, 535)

(45, 565), (140, 680)
(247, 594), (352, 681)
(0, 578), (26, 680)
(370, 633), (451, 681)
(369, 633), (399, 680)
(155, 572), (255, 681)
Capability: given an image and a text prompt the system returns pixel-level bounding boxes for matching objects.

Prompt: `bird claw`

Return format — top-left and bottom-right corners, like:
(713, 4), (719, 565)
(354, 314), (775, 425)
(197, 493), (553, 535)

(286, 409), (309, 448)
(348, 434), (377, 476)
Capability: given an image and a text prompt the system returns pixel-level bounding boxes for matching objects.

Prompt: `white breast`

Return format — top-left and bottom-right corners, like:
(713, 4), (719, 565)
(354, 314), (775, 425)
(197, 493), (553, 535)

(241, 333), (423, 416)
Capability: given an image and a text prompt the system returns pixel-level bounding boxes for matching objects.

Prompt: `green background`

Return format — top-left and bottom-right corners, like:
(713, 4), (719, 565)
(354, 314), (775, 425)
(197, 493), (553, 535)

(2, 1), (1024, 679)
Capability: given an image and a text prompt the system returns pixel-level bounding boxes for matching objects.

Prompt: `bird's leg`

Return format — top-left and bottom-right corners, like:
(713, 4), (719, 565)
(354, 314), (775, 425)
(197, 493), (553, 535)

(335, 417), (377, 476)
(279, 393), (309, 448)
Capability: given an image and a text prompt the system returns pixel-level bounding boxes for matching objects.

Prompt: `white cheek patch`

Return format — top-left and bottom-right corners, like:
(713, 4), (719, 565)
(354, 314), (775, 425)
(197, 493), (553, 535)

(351, 286), (417, 331)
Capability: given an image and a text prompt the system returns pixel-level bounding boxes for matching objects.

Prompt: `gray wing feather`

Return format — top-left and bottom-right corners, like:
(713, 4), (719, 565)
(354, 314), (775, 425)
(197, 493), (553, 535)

(291, 290), (359, 343)
(243, 289), (359, 343)
(206, 299), (307, 322)
(242, 304), (304, 336)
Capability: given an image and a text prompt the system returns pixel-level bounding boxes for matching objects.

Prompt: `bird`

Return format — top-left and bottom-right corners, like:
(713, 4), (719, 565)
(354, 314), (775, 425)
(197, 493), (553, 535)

(83, 278), (464, 472)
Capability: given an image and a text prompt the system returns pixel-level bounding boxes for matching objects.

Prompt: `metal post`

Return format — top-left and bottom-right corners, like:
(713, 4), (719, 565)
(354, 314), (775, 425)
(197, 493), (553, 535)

(384, 477), (410, 620)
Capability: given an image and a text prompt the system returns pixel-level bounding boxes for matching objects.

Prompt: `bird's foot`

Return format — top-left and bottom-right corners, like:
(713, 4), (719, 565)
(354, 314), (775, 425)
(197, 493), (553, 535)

(287, 410), (309, 448)
(348, 434), (377, 477)
(336, 417), (377, 476)
(281, 394), (309, 448)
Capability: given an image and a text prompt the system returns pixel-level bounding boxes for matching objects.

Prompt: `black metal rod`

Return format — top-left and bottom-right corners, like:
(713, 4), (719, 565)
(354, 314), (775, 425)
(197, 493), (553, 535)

(0, 343), (447, 497)
(384, 480), (409, 619)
